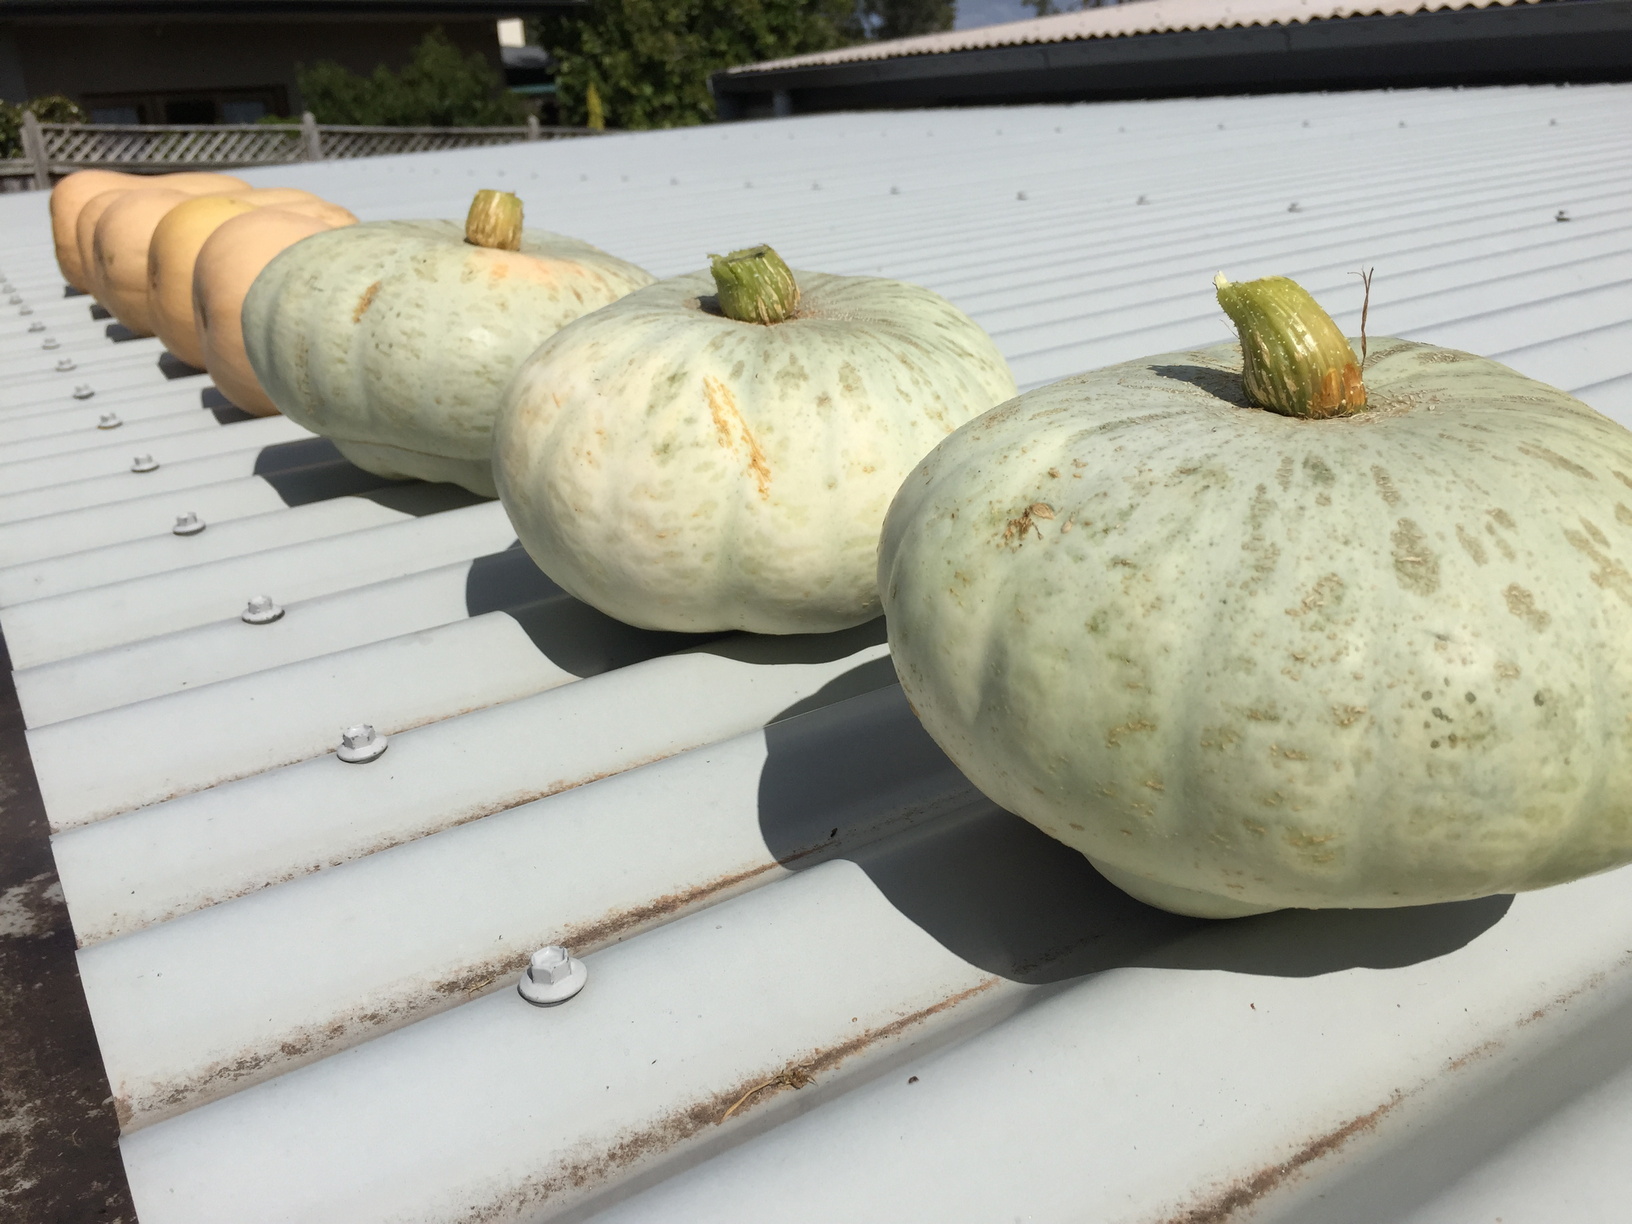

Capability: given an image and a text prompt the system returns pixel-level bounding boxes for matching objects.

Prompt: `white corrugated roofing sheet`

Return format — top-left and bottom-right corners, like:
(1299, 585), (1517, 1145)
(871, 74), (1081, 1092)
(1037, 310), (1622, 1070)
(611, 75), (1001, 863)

(3, 82), (1631, 1223)
(729, 0), (1546, 72)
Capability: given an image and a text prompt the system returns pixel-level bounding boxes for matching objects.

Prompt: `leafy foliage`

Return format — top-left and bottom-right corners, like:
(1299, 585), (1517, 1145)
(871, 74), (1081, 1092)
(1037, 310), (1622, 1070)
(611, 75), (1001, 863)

(296, 29), (528, 126)
(849, 0), (956, 40)
(0, 95), (87, 159)
(534, 0), (868, 130)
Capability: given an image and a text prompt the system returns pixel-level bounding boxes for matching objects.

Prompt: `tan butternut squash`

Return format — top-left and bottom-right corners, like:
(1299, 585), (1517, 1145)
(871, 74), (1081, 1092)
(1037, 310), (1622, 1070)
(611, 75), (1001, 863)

(196, 204), (358, 414)
(147, 197), (259, 364)
(59, 171), (246, 298)
(147, 189), (329, 367)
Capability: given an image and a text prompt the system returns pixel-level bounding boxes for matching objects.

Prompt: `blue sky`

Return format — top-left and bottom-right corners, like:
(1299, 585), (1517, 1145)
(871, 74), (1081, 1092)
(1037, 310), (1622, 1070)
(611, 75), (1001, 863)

(954, 0), (1046, 29)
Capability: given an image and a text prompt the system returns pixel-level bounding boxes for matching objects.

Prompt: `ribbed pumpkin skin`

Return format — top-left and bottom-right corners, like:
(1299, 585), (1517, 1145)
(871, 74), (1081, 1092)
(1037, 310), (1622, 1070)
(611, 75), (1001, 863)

(243, 219), (655, 496)
(493, 270), (1017, 634)
(195, 204), (358, 416)
(880, 339), (1632, 917)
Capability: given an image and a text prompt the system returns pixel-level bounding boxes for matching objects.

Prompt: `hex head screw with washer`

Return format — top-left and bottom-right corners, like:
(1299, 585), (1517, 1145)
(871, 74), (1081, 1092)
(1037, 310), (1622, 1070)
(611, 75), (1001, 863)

(28, 321), (45, 333)
(55, 357), (76, 372)
(242, 595), (284, 624)
(97, 412), (121, 430)
(42, 337), (59, 350)
(337, 724), (388, 763)
(518, 946), (587, 1006)
(131, 454), (158, 473)
(172, 511), (205, 536)
(73, 384), (95, 400)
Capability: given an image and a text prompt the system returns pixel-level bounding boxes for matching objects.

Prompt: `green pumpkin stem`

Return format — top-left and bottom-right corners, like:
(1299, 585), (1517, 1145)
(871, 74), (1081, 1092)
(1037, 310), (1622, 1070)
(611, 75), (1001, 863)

(709, 244), (799, 325)
(1214, 273), (1366, 419)
(466, 189), (523, 252)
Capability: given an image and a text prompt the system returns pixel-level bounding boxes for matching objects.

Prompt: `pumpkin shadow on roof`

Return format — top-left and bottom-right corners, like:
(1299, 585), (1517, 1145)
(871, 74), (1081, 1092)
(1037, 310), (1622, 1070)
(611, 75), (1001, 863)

(464, 539), (726, 680)
(756, 668), (1513, 986)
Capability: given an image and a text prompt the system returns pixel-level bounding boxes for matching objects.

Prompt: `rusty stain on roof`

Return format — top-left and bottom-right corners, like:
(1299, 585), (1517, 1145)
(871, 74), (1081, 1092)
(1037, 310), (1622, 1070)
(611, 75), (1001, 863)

(447, 977), (1002, 1224)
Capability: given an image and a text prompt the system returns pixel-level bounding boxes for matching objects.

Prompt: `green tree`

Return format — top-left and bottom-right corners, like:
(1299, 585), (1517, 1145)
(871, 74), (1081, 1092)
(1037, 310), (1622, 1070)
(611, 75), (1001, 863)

(0, 95), (86, 158)
(850, 0), (955, 40)
(533, 0), (856, 130)
(297, 29), (528, 126)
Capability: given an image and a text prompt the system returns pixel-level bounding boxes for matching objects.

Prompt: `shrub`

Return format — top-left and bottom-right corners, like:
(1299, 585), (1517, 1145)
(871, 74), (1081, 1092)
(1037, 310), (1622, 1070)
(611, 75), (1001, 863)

(296, 29), (528, 126)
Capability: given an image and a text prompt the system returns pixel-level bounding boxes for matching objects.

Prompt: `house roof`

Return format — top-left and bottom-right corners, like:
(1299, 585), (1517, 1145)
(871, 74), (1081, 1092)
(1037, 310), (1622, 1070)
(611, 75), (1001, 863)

(2, 82), (1632, 1223)
(728, 0), (1547, 72)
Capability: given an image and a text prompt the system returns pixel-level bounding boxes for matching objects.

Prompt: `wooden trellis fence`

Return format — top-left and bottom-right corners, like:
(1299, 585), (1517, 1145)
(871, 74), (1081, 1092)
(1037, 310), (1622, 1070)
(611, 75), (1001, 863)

(1, 112), (600, 191)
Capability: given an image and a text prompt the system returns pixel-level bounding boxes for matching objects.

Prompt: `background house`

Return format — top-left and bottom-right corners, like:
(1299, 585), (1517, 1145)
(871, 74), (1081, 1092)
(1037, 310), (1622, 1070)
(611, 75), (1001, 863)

(0, 0), (575, 123)
(712, 0), (1632, 118)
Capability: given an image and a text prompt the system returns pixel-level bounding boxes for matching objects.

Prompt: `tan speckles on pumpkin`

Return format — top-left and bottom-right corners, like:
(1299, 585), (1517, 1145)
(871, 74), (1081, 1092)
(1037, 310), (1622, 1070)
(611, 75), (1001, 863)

(1456, 524), (1489, 565)
(1564, 527), (1632, 608)
(352, 281), (382, 324)
(704, 375), (772, 499)
(1390, 518), (1440, 595)
(1518, 443), (1596, 480)
(1371, 466), (1402, 507)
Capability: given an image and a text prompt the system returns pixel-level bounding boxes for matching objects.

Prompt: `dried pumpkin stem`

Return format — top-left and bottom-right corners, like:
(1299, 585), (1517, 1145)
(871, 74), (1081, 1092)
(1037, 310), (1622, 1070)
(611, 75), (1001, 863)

(466, 189), (523, 251)
(710, 244), (799, 325)
(1214, 273), (1366, 419)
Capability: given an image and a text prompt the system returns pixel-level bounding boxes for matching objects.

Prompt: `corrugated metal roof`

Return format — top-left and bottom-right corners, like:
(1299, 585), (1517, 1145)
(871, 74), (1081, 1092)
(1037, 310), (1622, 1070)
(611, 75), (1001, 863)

(728, 0), (1545, 72)
(3, 82), (1631, 1222)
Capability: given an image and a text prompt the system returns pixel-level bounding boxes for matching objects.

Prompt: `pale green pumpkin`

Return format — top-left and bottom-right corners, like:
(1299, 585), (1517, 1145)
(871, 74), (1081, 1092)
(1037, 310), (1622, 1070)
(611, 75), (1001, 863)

(242, 191), (653, 497)
(493, 247), (1016, 634)
(880, 298), (1632, 917)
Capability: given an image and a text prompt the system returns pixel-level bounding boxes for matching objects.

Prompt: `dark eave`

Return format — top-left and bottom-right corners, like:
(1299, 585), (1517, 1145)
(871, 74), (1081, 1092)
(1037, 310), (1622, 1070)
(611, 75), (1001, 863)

(712, 0), (1632, 115)
(0, 0), (582, 17)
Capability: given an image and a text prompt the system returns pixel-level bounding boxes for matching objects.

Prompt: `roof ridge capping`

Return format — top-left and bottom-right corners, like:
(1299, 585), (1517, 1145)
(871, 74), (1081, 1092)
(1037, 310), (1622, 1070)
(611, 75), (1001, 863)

(725, 0), (1546, 73)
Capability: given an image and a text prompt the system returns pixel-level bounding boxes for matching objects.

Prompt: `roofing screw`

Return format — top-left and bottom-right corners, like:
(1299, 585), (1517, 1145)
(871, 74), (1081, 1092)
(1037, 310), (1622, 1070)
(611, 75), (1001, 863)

(96, 411), (121, 430)
(241, 594), (285, 625)
(337, 723), (388, 764)
(55, 357), (76, 372)
(131, 454), (159, 473)
(6, 294), (20, 304)
(28, 321), (45, 332)
(72, 384), (94, 400)
(18, 305), (32, 315)
(42, 337), (59, 350)
(1556, 209), (1571, 222)
(889, 185), (899, 195)
(1016, 191), (1028, 201)
(1287, 202), (1302, 213)
(1136, 194), (1149, 205)
(172, 511), (205, 536)
(518, 945), (587, 1006)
